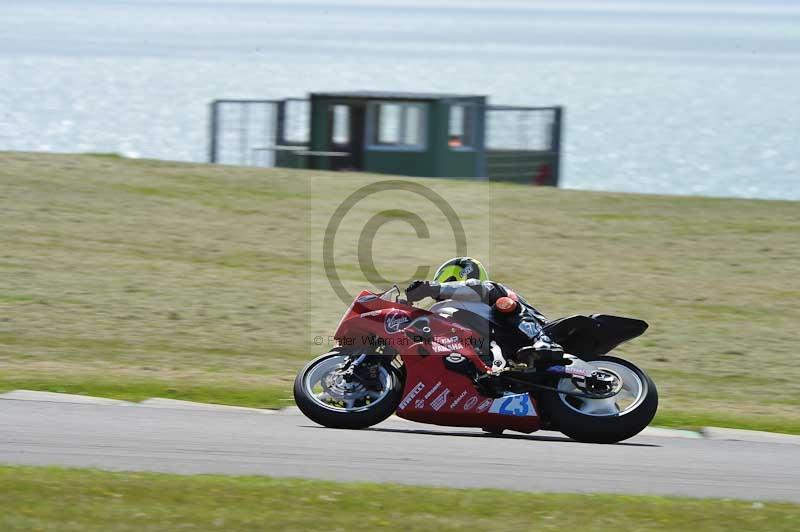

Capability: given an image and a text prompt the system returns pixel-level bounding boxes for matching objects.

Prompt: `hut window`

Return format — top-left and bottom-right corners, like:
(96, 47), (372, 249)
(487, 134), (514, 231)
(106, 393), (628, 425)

(369, 102), (426, 150)
(448, 104), (475, 149)
(402, 106), (422, 145)
(377, 104), (401, 144)
(332, 105), (350, 144)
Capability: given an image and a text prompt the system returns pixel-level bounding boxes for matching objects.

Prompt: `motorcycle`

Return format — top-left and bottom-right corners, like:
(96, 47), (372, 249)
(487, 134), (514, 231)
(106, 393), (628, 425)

(294, 285), (658, 444)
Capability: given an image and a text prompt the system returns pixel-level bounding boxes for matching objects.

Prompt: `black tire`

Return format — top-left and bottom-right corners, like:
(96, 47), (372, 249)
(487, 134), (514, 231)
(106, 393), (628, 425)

(293, 352), (404, 430)
(540, 356), (658, 444)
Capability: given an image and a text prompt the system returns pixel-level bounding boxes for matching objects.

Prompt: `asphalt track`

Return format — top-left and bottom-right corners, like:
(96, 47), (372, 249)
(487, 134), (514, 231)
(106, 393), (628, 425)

(1, 396), (799, 503)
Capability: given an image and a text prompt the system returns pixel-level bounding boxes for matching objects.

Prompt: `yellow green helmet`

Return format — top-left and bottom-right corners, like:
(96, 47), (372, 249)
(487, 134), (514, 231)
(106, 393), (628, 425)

(432, 257), (489, 283)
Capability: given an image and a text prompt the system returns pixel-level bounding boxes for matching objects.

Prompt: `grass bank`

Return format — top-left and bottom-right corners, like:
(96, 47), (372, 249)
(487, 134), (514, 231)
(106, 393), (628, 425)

(1, 466), (797, 531)
(1, 152), (798, 432)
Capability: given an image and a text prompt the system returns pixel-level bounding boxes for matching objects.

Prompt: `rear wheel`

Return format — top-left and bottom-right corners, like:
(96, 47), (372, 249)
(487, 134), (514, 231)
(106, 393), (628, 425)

(293, 351), (404, 430)
(540, 356), (658, 444)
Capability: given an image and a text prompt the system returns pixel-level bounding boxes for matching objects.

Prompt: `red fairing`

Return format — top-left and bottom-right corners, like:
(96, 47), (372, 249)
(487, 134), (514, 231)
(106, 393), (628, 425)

(395, 355), (540, 434)
(334, 291), (426, 347)
(336, 290), (540, 434)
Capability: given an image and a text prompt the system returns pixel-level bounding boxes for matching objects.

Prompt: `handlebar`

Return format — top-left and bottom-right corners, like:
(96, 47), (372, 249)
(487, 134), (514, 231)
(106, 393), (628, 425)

(375, 284), (413, 306)
(376, 284), (400, 301)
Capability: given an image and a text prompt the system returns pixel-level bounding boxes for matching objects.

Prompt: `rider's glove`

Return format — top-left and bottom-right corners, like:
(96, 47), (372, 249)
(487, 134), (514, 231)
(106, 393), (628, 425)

(405, 280), (437, 302)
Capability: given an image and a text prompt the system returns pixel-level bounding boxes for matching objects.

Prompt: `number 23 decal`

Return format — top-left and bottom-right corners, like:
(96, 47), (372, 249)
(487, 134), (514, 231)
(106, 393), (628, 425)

(499, 395), (529, 415)
(489, 393), (536, 417)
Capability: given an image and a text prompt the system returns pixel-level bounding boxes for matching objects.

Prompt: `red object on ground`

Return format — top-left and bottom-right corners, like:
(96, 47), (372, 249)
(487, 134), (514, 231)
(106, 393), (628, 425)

(533, 163), (551, 186)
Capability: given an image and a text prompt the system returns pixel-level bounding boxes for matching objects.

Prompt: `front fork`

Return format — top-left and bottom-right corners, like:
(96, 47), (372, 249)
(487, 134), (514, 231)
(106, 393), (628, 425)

(341, 350), (394, 390)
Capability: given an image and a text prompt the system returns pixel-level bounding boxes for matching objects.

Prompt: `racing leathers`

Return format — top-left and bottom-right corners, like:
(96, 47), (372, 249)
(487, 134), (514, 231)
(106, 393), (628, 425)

(405, 279), (563, 364)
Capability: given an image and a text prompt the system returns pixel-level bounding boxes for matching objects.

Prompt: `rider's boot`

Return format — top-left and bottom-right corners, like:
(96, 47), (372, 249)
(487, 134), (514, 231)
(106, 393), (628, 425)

(515, 335), (564, 366)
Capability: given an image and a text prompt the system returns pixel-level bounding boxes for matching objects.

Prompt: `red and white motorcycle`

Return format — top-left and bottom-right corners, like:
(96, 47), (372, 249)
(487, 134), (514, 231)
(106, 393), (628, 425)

(294, 286), (657, 443)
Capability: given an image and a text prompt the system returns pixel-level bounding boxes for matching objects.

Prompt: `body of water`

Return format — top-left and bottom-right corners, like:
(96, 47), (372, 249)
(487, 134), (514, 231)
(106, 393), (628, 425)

(1, 0), (799, 199)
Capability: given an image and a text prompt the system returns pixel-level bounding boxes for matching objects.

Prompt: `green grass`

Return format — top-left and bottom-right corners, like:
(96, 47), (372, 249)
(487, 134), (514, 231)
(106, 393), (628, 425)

(1, 466), (797, 531)
(0, 373), (292, 408)
(1, 152), (799, 432)
(653, 410), (800, 435)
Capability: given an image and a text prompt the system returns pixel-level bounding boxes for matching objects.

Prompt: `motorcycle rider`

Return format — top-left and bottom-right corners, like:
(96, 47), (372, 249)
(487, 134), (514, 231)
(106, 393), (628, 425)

(404, 257), (564, 367)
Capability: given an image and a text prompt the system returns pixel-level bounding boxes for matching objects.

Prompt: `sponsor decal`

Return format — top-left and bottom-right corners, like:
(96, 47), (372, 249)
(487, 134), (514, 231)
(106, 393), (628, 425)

(445, 353), (466, 364)
(435, 336), (465, 353)
(518, 321), (541, 338)
(565, 367), (590, 377)
(463, 396), (479, 411)
(424, 381), (442, 400)
(564, 363), (591, 377)
(449, 390), (467, 409)
(359, 310), (382, 318)
(384, 311), (410, 334)
(476, 398), (493, 413)
(398, 382), (425, 410)
(430, 388), (450, 411)
(488, 393), (537, 417)
(461, 262), (474, 278)
(413, 399), (425, 409)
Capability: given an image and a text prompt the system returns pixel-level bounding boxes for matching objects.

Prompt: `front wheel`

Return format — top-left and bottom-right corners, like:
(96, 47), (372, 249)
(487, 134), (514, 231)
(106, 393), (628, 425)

(293, 351), (404, 430)
(540, 356), (658, 444)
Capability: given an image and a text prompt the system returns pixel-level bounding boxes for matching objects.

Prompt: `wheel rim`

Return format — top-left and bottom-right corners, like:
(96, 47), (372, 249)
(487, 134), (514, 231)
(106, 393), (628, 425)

(557, 360), (646, 417)
(303, 354), (394, 413)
